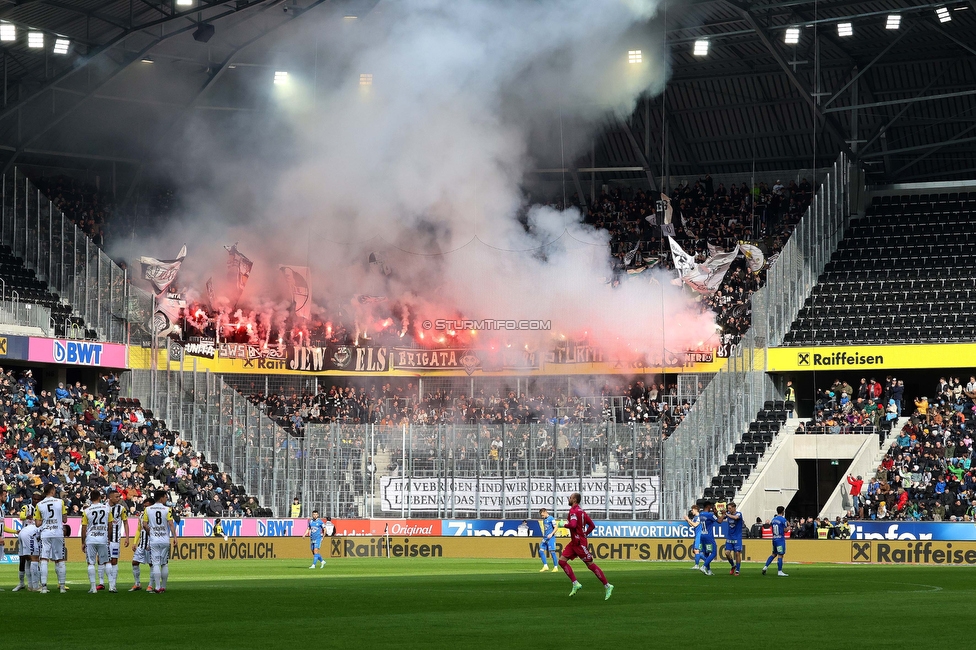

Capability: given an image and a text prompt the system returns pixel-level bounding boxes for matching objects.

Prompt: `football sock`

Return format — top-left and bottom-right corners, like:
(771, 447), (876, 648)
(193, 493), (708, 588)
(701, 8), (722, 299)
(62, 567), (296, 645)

(735, 560), (741, 572)
(764, 555), (775, 568)
(588, 563), (609, 586)
(151, 565), (161, 590)
(40, 561), (48, 587)
(161, 565), (169, 589)
(133, 564), (141, 585)
(550, 550), (560, 566)
(18, 570), (24, 586)
(539, 549), (547, 566)
(88, 564), (97, 589)
(55, 562), (66, 587)
(31, 562), (39, 589)
(108, 564), (118, 590)
(98, 564), (105, 585)
(777, 557), (784, 571)
(559, 558), (576, 582)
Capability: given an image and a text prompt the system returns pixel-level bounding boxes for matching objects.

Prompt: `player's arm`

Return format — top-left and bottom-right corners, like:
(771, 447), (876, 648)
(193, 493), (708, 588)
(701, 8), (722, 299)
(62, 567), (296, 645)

(122, 512), (130, 547)
(167, 509), (177, 538)
(81, 513), (89, 549)
(582, 511), (595, 537)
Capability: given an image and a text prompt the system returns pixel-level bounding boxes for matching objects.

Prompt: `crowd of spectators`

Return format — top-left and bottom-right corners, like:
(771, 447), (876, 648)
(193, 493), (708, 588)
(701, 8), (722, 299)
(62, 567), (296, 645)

(802, 377), (904, 438)
(851, 375), (976, 521)
(559, 175), (814, 348)
(241, 377), (692, 437)
(0, 366), (268, 520)
(31, 175), (111, 246)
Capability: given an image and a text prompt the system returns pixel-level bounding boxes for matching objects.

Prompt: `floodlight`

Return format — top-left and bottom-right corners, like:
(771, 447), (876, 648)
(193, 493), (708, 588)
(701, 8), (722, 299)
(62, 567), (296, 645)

(936, 6), (951, 22)
(837, 22), (852, 37)
(53, 37), (69, 54)
(359, 73), (373, 86)
(885, 14), (901, 29)
(628, 49), (642, 64)
(693, 39), (709, 56)
(0, 22), (15, 42)
(28, 31), (44, 48)
(274, 70), (288, 85)
(784, 27), (800, 44)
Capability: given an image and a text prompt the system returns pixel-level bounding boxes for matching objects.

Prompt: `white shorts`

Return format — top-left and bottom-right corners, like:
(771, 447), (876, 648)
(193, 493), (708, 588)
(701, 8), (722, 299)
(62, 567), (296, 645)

(110, 542), (121, 560)
(86, 543), (110, 565)
(150, 543), (170, 566)
(132, 546), (150, 565)
(18, 536), (37, 557)
(41, 537), (66, 561)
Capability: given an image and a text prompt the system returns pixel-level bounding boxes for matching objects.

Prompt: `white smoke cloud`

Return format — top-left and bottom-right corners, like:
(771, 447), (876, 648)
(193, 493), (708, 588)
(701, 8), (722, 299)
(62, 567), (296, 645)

(120, 0), (717, 356)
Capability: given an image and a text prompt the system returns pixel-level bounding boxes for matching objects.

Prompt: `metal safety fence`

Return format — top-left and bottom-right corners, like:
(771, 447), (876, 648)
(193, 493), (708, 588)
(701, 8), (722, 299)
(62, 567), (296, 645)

(661, 152), (854, 518)
(0, 169), (151, 342)
(128, 368), (668, 519)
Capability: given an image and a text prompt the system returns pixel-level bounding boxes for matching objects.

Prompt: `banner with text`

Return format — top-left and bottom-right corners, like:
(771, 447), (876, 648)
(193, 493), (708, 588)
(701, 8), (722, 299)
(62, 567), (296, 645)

(379, 476), (659, 515)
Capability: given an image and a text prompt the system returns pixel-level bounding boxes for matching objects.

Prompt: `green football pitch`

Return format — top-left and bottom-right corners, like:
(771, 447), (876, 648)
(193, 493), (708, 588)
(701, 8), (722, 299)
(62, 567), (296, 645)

(0, 558), (963, 648)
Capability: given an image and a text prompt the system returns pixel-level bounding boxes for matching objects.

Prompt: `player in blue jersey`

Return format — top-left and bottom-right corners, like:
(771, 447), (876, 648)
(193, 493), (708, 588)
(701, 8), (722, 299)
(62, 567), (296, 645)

(304, 510), (327, 569)
(683, 505), (704, 569)
(722, 502), (744, 576)
(762, 505), (789, 577)
(696, 502), (724, 576)
(538, 508), (561, 572)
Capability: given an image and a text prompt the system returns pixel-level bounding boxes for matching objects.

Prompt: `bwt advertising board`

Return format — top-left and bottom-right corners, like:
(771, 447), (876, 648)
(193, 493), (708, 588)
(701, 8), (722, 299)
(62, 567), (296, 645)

(28, 337), (127, 367)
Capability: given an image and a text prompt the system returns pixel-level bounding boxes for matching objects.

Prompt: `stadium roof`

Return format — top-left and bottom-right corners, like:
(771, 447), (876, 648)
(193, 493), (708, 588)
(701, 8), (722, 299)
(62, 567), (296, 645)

(0, 0), (973, 188)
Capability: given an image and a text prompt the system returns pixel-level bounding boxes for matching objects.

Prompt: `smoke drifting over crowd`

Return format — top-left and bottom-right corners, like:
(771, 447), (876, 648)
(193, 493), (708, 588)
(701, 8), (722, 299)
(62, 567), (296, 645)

(120, 0), (718, 359)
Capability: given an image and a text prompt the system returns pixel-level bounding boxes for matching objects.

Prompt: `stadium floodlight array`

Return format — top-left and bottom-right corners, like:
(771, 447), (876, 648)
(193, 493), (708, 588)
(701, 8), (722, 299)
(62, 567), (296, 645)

(53, 37), (69, 54)
(936, 6), (951, 22)
(886, 14), (901, 29)
(0, 21), (14, 42)
(176, 0), (193, 6)
(837, 22), (853, 37)
(27, 30), (43, 48)
(784, 27), (800, 44)
(693, 39), (709, 56)
(360, 73), (373, 86)
(273, 70), (288, 85)
(628, 49), (642, 64)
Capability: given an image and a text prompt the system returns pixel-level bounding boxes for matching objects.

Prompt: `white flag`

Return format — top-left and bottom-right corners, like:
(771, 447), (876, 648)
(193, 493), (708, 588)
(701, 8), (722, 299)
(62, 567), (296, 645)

(668, 238), (737, 295)
(623, 242), (640, 266)
(739, 242), (766, 273)
(706, 242), (726, 257)
(140, 244), (187, 294)
(279, 265), (312, 321)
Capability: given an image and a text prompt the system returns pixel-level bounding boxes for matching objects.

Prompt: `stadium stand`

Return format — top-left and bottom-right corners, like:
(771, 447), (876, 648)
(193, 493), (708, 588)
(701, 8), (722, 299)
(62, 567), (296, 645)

(0, 243), (88, 338)
(702, 401), (789, 502)
(859, 376), (976, 521)
(0, 366), (267, 518)
(782, 192), (976, 345)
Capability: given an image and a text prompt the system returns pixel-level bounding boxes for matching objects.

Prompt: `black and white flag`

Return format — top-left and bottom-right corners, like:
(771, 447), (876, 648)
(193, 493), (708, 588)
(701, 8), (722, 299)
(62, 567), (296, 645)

(140, 244), (187, 294)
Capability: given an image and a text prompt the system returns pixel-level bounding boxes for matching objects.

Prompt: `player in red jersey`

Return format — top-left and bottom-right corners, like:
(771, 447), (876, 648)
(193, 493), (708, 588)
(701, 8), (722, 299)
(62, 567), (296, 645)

(558, 492), (613, 600)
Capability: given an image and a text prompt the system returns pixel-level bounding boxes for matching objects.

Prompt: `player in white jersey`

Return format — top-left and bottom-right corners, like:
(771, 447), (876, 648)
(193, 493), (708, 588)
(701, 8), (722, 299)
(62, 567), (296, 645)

(14, 519), (41, 592)
(17, 492), (43, 591)
(81, 490), (114, 593)
(142, 491), (176, 593)
(34, 484), (68, 593)
(104, 489), (129, 592)
(129, 520), (152, 592)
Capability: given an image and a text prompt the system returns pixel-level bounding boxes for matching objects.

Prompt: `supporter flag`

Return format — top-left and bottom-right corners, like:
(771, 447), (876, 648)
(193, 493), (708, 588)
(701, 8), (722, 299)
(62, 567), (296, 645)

(140, 244), (187, 294)
(225, 243), (254, 295)
(623, 242), (640, 266)
(668, 237), (737, 295)
(706, 242), (726, 257)
(206, 277), (217, 309)
(701, 246), (739, 293)
(357, 295), (388, 304)
(739, 242), (766, 273)
(660, 223), (676, 237)
(153, 292), (186, 336)
(661, 193), (674, 225)
(279, 265), (312, 321)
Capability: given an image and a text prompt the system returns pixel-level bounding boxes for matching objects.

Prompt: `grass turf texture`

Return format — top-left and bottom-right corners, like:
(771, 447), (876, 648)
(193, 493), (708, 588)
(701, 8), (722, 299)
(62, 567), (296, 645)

(0, 558), (962, 648)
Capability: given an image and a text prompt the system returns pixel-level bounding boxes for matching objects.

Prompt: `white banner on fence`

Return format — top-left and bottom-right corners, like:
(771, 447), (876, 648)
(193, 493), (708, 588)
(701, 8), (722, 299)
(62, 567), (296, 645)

(379, 476), (659, 515)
